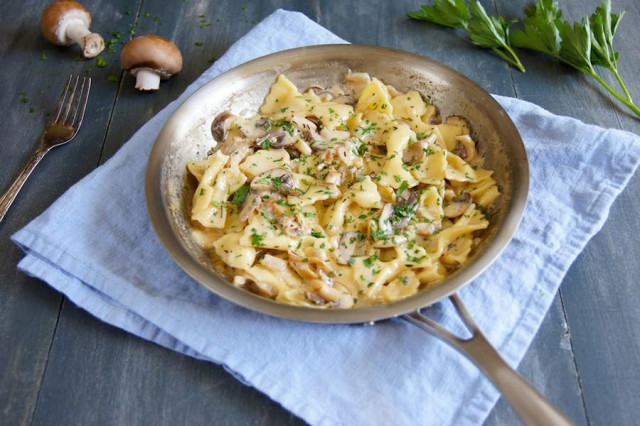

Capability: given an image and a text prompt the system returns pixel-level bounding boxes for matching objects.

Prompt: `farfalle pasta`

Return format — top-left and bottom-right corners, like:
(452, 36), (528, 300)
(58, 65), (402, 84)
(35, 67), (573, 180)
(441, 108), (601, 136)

(186, 72), (499, 308)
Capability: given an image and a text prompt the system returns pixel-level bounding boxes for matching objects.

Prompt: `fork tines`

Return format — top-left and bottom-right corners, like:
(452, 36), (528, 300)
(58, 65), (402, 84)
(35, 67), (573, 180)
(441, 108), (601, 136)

(52, 75), (91, 129)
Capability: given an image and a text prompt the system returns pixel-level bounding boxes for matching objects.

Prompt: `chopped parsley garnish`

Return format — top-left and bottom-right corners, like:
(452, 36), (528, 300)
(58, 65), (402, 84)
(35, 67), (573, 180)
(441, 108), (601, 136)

(230, 186), (250, 205)
(271, 176), (286, 192)
(396, 180), (409, 197)
(260, 138), (272, 149)
(250, 228), (266, 247)
(370, 228), (388, 241)
(363, 254), (378, 268)
(393, 203), (416, 218)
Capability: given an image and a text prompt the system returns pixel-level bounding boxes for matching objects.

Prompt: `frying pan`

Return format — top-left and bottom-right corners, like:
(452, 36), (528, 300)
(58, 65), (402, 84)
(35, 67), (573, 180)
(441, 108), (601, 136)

(145, 44), (571, 425)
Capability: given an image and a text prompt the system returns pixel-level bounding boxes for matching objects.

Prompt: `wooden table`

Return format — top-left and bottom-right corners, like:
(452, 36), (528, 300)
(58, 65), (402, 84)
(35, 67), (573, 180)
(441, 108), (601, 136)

(2, 1), (639, 424)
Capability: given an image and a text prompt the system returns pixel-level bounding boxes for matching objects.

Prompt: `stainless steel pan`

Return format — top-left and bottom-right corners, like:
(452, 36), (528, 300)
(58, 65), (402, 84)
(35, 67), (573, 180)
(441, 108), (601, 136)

(145, 45), (570, 425)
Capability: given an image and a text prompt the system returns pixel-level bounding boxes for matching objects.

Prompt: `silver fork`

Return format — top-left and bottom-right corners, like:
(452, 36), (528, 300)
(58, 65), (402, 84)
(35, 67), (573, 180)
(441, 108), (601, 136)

(0, 75), (91, 223)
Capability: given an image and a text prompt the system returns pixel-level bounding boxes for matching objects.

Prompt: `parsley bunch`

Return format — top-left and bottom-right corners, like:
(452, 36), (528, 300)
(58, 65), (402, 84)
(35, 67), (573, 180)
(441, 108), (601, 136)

(408, 0), (525, 72)
(409, 0), (640, 118)
(510, 0), (639, 117)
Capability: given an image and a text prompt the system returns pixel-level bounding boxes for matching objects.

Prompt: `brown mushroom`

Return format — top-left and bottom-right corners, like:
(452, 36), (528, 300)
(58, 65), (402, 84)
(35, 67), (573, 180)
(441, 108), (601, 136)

(378, 203), (394, 235)
(250, 169), (299, 195)
(238, 191), (262, 222)
(288, 252), (332, 280)
(453, 135), (477, 162)
(41, 1), (105, 58)
(335, 231), (367, 265)
(307, 85), (335, 102)
(443, 192), (472, 218)
(120, 36), (182, 91)
(211, 111), (235, 142)
(403, 134), (437, 163)
(256, 128), (289, 148)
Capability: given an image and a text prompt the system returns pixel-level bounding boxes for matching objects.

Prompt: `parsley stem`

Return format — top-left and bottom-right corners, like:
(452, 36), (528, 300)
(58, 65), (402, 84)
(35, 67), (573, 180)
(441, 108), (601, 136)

(492, 45), (525, 73)
(589, 70), (640, 117)
(610, 66), (633, 103)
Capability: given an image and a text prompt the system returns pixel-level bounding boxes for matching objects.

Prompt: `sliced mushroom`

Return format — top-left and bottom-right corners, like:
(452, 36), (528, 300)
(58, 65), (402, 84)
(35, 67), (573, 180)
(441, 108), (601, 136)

(403, 133), (437, 163)
(250, 169), (299, 195)
(265, 202), (304, 237)
(443, 192), (472, 218)
(416, 221), (442, 236)
(304, 291), (326, 305)
(453, 134), (476, 162)
(233, 274), (276, 298)
(246, 280), (277, 298)
(379, 203), (394, 235)
(335, 231), (366, 265)
(260, 254), (288, 272)
(445, 115), (472, 135)
(211, 111), (235, 142)
(305, 115), (323, 129)
(423, 104), (441, 124)
(403, 140), (427, 163)
(255, 127), (288, 148)
(392, 191), (419, 229)
(317, 284), (342, 303)
(328, 282), (355, 309)
(307, 85), (335, 102)
(228, 115), (270, 140)
(219, 137), (254, 167)
(238, 190), (262, 222)
(325, 170), (342, 186)
(288, 252), (332, 280)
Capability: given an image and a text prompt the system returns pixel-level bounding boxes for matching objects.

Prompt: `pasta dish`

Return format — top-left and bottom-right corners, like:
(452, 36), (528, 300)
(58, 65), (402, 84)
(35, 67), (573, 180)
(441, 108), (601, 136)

(186, 72), (499, 308)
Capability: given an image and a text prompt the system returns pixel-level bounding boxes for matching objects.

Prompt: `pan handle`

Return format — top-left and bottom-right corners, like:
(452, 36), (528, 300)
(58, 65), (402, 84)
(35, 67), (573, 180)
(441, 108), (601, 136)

(402, 293), (572, 426)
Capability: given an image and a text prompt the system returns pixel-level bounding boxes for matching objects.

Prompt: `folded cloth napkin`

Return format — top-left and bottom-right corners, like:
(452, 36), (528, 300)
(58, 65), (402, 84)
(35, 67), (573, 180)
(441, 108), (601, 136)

(12, 9), (640, 426)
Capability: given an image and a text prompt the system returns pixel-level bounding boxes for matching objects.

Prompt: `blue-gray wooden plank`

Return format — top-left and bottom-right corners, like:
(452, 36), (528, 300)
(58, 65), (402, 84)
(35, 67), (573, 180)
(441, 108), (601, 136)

(2, 0), (639, 425)
(0, 1), (142, 424)
(493, 0), (640, 425)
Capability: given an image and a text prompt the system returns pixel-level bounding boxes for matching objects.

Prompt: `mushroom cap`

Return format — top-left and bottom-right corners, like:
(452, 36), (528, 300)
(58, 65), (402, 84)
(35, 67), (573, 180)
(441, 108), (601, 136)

(41, 1), (91, 46)
(120, 36), (183, 78)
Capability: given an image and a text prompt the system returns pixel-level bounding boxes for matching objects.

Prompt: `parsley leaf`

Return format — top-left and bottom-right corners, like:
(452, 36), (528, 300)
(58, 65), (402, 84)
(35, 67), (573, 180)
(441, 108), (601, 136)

(408, 0), (469, 29)
(510, 0), (639, 117)
(230, 186), (250, 205)
(363, 255), (378, 268)
(409, 0), (525, 72)
(250, 229), (266, 247)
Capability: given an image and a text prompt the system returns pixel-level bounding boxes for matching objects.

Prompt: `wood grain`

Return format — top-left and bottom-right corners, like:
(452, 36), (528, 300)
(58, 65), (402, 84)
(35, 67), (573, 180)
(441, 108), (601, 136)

(1, 0), (639, 424)
(0, 1), (140, 424)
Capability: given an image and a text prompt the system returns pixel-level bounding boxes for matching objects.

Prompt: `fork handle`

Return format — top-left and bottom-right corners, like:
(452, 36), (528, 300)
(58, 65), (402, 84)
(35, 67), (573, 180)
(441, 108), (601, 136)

(0, 146), (49, 223)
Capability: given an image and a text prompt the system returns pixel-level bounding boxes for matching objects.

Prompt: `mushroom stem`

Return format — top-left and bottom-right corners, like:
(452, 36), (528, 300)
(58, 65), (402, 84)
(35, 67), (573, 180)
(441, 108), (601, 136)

(133, 69), (162, 91)
(65, 20), (104, 58)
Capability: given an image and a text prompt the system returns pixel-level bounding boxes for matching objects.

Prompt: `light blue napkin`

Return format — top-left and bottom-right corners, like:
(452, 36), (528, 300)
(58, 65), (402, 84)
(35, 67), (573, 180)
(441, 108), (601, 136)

(12, 9), (640, 426)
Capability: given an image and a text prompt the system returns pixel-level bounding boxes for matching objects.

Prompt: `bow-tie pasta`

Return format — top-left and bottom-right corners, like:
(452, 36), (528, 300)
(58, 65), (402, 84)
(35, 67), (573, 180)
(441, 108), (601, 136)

(186, 72), (499, 309)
